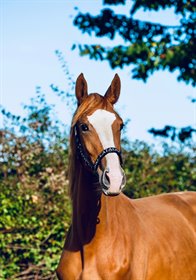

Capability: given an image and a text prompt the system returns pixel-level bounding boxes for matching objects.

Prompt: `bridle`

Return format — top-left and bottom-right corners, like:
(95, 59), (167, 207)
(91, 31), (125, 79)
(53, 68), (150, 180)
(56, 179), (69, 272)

(74, 125), (123, 173)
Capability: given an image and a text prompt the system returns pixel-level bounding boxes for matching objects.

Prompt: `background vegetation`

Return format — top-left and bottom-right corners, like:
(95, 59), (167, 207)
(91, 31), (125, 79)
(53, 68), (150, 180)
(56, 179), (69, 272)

(74, 0), (196, 86)
(73, 0), (196, 140)
(1, 86), (195, 279)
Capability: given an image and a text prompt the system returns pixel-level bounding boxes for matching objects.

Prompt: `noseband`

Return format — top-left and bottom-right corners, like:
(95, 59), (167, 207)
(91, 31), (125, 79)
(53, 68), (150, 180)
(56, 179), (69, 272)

(74, 125), (123, 173)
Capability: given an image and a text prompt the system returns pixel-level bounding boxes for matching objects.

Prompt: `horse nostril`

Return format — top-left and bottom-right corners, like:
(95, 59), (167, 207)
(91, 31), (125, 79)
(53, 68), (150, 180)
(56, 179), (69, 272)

(105, 172), (110, 185)
(102, 168), (110, 189)
(120, 170), (126, 190)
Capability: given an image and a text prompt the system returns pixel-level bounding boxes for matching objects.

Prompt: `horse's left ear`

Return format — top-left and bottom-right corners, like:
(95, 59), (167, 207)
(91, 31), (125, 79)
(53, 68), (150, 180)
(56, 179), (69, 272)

(104, 74), (121, 105)
(75, 73), (88, 105)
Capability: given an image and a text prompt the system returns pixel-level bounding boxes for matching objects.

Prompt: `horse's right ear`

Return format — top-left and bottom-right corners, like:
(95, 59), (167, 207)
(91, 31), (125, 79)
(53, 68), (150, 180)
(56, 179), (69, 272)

(75, 73), (88, 105)
(104, 74), (121, 105)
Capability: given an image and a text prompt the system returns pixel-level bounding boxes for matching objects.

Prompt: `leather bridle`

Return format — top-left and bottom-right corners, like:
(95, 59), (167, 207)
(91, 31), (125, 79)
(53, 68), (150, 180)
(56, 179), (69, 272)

(74, 125), (123, 173)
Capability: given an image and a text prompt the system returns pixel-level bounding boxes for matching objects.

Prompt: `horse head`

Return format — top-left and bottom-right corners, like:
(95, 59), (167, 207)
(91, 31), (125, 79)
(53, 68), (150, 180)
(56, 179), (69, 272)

(72, 73), (126, 196)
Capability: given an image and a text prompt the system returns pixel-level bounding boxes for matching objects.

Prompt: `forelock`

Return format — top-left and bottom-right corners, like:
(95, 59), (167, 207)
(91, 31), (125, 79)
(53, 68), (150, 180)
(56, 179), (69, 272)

(72, 93), (112, 126)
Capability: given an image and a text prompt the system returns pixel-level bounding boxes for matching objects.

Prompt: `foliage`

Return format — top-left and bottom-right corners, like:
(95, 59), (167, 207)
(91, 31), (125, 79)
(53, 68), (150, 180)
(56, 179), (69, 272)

(73, 0), (196, 85)
(0, 91), (195, 278)
(0, 92), (71, 279)
(148, 125), (196, 143)
(122, 140), (196, 198)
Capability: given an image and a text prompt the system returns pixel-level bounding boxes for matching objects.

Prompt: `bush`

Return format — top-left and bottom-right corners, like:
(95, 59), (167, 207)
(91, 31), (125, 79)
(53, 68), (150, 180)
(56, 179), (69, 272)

(0, 93), (71, 279)
(123, 141), (196, 198)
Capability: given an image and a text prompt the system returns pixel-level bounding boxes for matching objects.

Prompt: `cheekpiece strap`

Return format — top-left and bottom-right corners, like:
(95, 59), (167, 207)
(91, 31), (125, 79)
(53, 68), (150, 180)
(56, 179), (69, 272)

(74, 126), (95, 170)
(74, 125), (123, 172)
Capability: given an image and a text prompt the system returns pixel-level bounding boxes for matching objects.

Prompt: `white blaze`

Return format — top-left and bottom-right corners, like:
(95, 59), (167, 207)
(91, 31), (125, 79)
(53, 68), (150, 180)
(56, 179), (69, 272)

(87, 109), (123, 193)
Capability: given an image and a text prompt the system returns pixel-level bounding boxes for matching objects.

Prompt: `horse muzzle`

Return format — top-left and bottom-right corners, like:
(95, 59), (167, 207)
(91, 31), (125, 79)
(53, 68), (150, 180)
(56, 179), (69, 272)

(100, 167), (126, 196)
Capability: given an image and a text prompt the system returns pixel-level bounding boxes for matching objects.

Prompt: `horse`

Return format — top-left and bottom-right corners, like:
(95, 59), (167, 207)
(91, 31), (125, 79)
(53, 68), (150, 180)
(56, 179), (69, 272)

(56, 73), (196, 280)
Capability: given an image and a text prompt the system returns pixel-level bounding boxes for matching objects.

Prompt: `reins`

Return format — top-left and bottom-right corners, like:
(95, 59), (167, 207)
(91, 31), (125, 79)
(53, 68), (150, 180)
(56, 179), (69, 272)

(74, 125), (123, 172)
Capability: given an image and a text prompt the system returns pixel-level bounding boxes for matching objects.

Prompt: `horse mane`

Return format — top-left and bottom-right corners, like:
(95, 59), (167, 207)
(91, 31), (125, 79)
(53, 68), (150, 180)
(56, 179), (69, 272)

(68, 93), (113, 200)
(64, 94), (111, 249)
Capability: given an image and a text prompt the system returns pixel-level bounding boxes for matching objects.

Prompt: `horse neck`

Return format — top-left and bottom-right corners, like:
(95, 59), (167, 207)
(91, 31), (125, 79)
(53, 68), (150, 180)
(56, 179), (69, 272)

(67, 165), (124, 251)
(66, 132), (128, 250)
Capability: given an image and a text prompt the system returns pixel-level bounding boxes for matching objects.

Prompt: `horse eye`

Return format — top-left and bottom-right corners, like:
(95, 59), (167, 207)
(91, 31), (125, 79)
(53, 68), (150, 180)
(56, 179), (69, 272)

(80, 124), (89, 132)
(120, 123), (124, 131)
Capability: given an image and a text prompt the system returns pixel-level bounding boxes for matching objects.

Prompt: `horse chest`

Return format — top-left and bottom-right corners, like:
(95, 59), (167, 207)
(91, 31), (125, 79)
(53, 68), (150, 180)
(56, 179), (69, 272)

(80, 232), (133, 280)
(81, 255), (131, 280)
(57, 248), (131, 280)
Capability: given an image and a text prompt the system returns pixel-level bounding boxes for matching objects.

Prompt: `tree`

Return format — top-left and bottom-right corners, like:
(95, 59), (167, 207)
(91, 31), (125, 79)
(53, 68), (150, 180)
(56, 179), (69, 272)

(148, 125), (196, 143)
(73, 0), (196, 86)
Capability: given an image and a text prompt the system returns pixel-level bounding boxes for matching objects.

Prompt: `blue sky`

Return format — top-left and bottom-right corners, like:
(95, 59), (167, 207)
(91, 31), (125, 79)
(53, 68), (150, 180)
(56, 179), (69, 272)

(1, 0), (195, 145)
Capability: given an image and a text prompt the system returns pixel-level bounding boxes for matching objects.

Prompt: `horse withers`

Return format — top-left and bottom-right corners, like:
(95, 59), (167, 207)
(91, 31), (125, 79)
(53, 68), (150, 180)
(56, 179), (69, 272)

(56, 73), (196, 280)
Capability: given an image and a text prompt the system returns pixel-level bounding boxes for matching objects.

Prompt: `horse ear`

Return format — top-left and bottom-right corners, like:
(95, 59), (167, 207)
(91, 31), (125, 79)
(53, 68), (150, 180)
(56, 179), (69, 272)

(104, 74), (121, 105)
(75, 73), (88, 105)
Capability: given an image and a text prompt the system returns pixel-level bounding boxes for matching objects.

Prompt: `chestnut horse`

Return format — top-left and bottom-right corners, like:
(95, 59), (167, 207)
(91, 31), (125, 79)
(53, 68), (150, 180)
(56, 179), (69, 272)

(57, 74), (196, 280)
